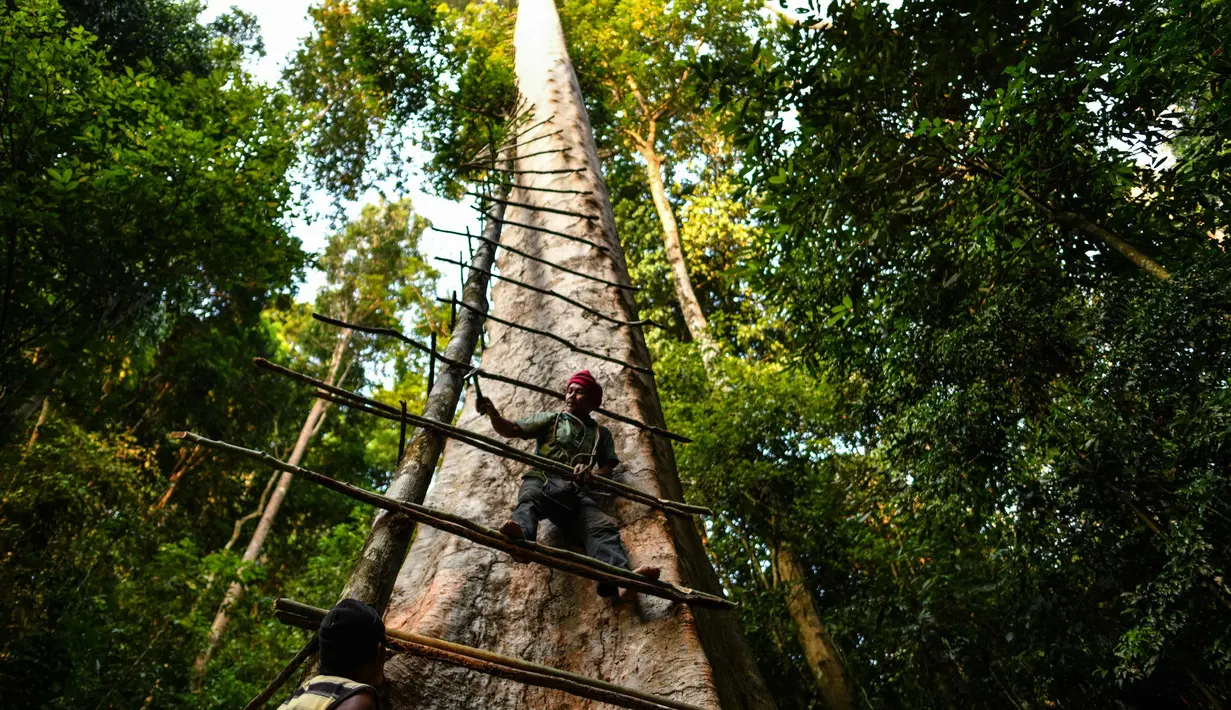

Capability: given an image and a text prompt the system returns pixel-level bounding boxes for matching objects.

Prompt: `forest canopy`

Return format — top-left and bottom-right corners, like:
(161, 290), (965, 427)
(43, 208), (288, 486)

(2, 0), (1228, 708)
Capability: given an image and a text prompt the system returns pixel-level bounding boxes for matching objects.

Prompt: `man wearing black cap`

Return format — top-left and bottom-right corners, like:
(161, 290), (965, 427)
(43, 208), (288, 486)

(277, 599), (386, 710)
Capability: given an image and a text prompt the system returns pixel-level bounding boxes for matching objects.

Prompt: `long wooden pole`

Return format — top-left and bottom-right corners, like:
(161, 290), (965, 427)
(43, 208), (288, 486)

(171, 431), (733, 609)
(250, 357), (710, 517)
(310, 312), (689, 442)
(336, 183), (507, 612)
(436, 256), (661, 328)
(273, 599), (705, 710)
(308, 388), (710, 517)
(446, 296), (652, 373)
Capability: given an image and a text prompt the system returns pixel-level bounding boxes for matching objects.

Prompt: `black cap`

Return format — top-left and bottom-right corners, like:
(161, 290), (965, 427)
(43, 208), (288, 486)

(319, 599), (385, 648)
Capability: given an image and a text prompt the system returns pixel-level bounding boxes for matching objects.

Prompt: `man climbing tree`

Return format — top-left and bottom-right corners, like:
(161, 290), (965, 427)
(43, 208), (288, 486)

(479, 370), (661, 600)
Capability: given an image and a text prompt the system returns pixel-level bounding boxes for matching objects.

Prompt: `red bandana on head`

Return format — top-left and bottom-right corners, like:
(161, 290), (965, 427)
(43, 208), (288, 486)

(567, 370), (603, 406)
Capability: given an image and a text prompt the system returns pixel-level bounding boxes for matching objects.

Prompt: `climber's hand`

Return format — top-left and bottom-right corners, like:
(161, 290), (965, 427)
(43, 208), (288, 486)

(574, 463), (593, 484)
(477, 397), (495, 417)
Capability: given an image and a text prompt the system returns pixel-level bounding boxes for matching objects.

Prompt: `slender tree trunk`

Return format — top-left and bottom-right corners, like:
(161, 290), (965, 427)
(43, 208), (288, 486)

(379, 2), (774, 707)
(1010, 185), (1171, 281)
(150, 444), (204, 512)
(635, 143), (717, 357)
(24, 396), (49, 451)
(773, 549), (855, 710)
(961, 160), (1171, 281)
(336, 195), (504, 611)
(192, 328), (353, 683)
(631, 101), (855, 710)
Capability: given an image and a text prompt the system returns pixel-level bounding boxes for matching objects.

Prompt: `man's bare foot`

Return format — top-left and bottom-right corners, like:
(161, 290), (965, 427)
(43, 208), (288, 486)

(499, 520), (531, 563)
(619, 565), (661, 601)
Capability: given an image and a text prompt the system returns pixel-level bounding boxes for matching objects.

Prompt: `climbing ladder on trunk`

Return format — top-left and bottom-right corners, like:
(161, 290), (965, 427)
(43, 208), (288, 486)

(175, 103), (735, 710)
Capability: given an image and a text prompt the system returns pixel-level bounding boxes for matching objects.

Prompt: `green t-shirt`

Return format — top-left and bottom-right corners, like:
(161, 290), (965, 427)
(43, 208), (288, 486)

(515, 411), (619, 474)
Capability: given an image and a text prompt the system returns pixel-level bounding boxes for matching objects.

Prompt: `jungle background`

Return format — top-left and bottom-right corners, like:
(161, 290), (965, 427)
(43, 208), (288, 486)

(1, 0), (1228, 707)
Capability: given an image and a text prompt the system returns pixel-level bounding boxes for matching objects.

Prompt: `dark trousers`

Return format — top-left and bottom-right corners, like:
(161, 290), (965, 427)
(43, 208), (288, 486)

(510, 476), (631, 571)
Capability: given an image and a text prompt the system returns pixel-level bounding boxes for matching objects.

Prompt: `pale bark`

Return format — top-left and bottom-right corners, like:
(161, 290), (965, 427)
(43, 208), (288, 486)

(23, 396), (49, 451)
(635, 142), (717, 359)
(336, 197), (504, 611)
(380, 1), (774, 708)
(191, 328), (352, 681)
(773, 550), (855, 710)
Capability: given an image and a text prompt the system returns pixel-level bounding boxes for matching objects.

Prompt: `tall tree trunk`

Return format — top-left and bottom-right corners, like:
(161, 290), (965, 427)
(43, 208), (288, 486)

(192, 328), (353, 683)
(635, 143), (716, 356)
(379, 1), (774, 707)
(336, 198), (504, 611)
(24, 396), (49, 451)
(773, 549), (855, 710)
(630, 85), (855, 710)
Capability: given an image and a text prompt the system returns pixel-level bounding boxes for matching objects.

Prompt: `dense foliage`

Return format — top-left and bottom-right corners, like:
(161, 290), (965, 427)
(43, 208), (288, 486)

(4, 0), (1229, 708)
(676, 0), (1231, 706)
(1, 2), (437, 707)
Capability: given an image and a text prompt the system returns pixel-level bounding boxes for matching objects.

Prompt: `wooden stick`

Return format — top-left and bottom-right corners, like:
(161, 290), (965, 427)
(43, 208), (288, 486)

(430, 227), (634, 292)
(474, 179), (592, 196)
(242, 635), (319, 710)
(505, 146), (572, 160)
(252, 357), (702, 513)
(505, 115), (554, 143)
(278, 610), (678, 710)
(398, 401), (408, 462)
(436, 256), (659, 328)
(427, 332), (437, 395)
(483, 211), (610, 253)
(309, 389), (707, 517)
(273, 600), (705, 710)
(444, 297), (653, 375)
(310, 313), (691, 443)
(465, 191), (598, 222)
(470, 128), (563, 162)
(460, 164), (586, 176)
(170, 432), (729, 608)
(249, 357), (706, 516)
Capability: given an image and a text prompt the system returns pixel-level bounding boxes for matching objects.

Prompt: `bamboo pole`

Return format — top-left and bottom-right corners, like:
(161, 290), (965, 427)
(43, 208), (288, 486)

(250, 357), (709, 516)
(437, 256), (660, 328)
(310, 313), (690, 442)
(309, 389), (707, 517)
(273, 599), (706, 710)
(470, 128), (563, 161)
(445, 297), (652, 374)
(170, 432), (732, 609)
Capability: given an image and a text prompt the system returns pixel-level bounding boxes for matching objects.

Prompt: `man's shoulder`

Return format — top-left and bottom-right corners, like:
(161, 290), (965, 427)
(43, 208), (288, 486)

(515, 410), (558, 432)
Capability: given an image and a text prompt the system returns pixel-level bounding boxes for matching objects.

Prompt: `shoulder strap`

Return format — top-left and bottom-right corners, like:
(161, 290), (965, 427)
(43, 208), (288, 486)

(553, 412), (590, 457)
(325, 683), (378, 710)
(280, 676), (377, 710)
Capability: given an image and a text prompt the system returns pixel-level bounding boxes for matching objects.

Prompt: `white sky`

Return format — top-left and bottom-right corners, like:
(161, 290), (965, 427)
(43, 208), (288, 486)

(201, 0), (479, 301)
